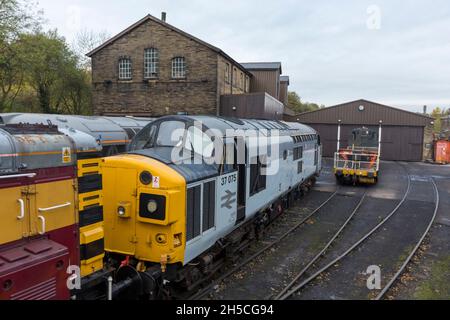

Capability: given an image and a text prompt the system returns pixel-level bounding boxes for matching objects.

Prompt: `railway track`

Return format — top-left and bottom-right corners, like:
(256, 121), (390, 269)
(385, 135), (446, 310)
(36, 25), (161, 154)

(276, 168), (440, 300)
(270, 190), (367, 300)
(375, 178), (440, 300)
(189, 189), (341, 300)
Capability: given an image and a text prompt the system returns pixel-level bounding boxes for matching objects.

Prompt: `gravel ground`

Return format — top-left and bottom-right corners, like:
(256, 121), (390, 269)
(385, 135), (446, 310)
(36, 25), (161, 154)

(199, 160), (450, 300)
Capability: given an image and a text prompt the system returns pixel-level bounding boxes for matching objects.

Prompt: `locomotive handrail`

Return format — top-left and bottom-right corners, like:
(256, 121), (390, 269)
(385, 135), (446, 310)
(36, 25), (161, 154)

(17, 199), (25, 220)
(334, 152), (379, 172)
(38, 215), (46, 235)
(38, 202), (71, 212)
(0, 173), (37, 179)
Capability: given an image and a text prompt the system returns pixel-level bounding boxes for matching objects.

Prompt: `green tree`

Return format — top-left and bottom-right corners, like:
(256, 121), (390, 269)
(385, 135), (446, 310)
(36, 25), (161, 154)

(0, 39), (26, 111)
(0, 0), (42, 111)
(59, 67), (92, 115)
(287, 91), (322, 114)
(431, 107), (443, 133)
(20, 30), (83, 114)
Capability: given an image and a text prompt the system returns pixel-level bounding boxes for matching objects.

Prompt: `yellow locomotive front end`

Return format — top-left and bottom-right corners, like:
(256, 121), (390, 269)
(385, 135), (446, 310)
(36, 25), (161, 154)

(102, 154), (187, 270)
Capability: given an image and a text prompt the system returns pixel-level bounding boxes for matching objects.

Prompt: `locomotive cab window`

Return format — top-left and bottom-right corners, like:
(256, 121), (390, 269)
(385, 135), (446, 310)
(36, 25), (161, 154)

(157, 121), (186, 147)
(185, 125), (214, 159)
(130, 124), (157, 150)
(250, 156), (267, 196)
(220, 139), (238, 174)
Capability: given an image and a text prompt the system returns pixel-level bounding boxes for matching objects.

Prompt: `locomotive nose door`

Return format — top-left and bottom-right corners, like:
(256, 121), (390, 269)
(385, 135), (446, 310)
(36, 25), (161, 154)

(0, 130), (31, 244)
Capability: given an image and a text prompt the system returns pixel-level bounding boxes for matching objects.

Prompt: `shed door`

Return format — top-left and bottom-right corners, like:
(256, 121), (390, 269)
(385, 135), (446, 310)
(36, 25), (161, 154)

(380, 126), (423, 161)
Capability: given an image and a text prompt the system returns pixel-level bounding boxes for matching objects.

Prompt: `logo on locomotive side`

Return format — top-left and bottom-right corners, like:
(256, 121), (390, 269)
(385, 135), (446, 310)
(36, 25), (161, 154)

(221, 190), (237, 209)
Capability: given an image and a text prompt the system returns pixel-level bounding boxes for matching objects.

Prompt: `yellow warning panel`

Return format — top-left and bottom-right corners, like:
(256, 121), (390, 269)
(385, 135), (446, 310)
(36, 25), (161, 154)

(62, 147), (72, 163)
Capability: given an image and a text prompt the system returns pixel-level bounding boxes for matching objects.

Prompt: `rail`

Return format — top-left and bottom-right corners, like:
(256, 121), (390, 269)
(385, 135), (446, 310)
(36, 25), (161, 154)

(189, 188), (339, 300)
(277, 164), (411, 300)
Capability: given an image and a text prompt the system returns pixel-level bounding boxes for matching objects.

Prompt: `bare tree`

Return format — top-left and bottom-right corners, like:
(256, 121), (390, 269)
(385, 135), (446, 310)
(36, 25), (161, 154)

(72, 29), (110, 70)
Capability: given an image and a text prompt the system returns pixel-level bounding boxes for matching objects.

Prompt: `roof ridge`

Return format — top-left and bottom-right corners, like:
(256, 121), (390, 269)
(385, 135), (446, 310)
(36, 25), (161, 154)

(298, 99), (433, 120)
(86, 14), (252, 76)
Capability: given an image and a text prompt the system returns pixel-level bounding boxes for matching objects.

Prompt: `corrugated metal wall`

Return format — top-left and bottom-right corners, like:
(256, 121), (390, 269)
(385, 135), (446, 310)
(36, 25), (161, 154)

(297, 100), (433, 161)
(248, 70), (280, 99)
(220, 93), (284, 120)
(310, 123), (424, 161)
(279, 81), (288, 105)
(298, 100), (432, 126)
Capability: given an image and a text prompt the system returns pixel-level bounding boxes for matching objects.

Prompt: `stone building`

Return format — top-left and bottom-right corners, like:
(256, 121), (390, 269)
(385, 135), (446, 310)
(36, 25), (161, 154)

(87, 13), (292, 119)
(87, 14), (252, 117)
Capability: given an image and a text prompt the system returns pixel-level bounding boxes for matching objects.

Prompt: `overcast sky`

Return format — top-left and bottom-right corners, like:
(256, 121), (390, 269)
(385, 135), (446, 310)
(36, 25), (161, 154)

(36, 0), (450, 113)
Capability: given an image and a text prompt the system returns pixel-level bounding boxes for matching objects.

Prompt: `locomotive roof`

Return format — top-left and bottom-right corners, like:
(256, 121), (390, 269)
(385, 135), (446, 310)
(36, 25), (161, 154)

(131, 147), (219, 184)
(0, 113), (154, 145)
(147, 115), (317, 136)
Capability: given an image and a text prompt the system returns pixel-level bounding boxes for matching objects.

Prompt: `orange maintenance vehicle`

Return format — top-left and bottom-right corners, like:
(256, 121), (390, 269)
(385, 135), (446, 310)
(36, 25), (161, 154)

(334, 121), (382, 185)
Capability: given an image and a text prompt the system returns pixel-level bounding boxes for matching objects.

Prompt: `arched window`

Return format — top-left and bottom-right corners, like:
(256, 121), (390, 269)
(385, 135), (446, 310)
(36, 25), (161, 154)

(144, 48), (159, 78)
(172, 57), (186, 79)
(118, 57), (132, 80)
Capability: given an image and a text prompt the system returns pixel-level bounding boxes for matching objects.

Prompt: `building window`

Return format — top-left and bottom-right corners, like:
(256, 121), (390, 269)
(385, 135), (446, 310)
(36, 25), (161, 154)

(225, 63), (230, 83)
(118, 58), (132, 80)
(245, 75), (250, 92)
(240, 73), (244, 90)
(172, 57), (186, 79)
(144, 48), (159, 78)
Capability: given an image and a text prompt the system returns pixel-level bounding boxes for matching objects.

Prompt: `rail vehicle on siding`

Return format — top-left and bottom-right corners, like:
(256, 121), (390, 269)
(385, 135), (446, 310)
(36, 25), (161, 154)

(0, 123), (105, 299)
(0, 115), (321, 300)
(334, 123), (382, 185)
(0, 113), (153, 156)
(100, 115), (322, 299)
(0, 114), (152, 300)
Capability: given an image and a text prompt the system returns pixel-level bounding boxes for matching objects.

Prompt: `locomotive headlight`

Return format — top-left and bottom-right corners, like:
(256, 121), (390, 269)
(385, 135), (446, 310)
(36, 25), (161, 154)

(118, 206), (126, 216)
(147, 200), (158, 213)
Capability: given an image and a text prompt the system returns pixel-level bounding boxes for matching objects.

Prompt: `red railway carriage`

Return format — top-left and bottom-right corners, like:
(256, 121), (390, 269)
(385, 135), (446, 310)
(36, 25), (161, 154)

(0, 124), (102, 300)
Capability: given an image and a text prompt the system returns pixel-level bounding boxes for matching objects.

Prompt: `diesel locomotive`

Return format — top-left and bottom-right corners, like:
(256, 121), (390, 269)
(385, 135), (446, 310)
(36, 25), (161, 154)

(0, 114), (322, 300)
(0, 113), (153, 156)
(0, 114), (151, 300)
(101, 115), (322, 298)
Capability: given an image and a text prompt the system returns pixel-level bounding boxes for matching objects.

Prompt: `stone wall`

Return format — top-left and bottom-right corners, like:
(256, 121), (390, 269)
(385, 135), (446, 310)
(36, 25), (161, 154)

(91, 18), (220, 116)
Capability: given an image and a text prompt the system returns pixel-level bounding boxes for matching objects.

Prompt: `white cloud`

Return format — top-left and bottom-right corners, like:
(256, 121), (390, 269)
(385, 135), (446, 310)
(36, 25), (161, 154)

(36, 0), (450, 112)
